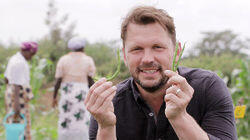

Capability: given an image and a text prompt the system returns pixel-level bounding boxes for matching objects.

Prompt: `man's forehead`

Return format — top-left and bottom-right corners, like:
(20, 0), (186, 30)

(125, 23), (173, 45)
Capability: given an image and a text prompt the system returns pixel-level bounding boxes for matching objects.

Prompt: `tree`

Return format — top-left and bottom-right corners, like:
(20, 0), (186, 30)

(193, 30), (249, 56)
(45, 0), (76, 45)
(42, 0), (76, 61)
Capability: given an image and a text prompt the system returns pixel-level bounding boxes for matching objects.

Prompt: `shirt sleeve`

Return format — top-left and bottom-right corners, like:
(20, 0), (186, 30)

(201, 74), (237, 140)
(8, 61), (27, 85)
(88, 57), (96, 77)
(89, 116), (98, 140)
(55, 58), (64, 78)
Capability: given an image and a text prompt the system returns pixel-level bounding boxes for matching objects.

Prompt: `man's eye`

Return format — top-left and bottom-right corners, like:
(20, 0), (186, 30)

(131, 48), (142, 52)
(153, 46), (163, 49)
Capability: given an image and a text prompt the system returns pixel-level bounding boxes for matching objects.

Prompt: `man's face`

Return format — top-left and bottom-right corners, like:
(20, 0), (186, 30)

(123, 23), (175, 92)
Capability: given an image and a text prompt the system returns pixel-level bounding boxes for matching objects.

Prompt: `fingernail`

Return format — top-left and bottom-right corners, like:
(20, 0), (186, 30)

(164, 70), (170, 74)
(100, 77), (106, 81)
(112, 86), (117, 90)
(106, 81), (112, 86)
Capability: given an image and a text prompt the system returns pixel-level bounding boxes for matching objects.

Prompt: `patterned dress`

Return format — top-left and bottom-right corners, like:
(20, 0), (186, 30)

(55, 52), (96, 140)
(58, 82), (90, 140)
(5, 85), (33, 140)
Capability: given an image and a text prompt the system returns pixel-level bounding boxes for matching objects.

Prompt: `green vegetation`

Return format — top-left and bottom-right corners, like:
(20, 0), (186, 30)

(94, 49), (121, 81)
(172, 42), (186, 71)
(0, 0), (249, 139)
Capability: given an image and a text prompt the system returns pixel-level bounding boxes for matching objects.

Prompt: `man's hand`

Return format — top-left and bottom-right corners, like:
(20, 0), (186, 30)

(84, 78), (117, 129)
(164, 70), (194, 120)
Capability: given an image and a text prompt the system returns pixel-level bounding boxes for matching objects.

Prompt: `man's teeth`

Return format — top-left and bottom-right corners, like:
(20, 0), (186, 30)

(142, 70), (157, 73)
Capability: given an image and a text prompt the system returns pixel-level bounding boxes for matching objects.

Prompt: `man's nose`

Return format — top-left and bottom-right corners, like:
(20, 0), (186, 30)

(141, 50), (154, 63)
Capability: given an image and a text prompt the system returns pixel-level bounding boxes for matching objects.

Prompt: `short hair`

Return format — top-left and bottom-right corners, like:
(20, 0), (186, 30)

(121, 6), (176, 46)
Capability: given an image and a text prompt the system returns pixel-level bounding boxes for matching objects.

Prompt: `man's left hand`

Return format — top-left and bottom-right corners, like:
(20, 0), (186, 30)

(164, 70), (194, 120)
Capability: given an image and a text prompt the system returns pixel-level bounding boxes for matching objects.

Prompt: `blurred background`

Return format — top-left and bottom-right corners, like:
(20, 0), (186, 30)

(0, 0), (249, 139)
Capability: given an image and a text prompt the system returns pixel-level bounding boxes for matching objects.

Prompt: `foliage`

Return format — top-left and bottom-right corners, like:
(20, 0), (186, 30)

(30, 56), (54, 102)
(85, 42), (122, 79)
(0, 46), (18, 74)
(30, 109), (58, 139)
(181, 53), (243, 81)
(45, 0), (76, 45)
(0, 73), (6, 115)
(216, 59), (249, 139)
(191, 30), (249, 56)
(230, 60), (250, 138)
(94, 49), (121, 81)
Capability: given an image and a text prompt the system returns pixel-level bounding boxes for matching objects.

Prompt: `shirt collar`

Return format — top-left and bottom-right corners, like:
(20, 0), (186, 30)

(129, 78), (143, 102)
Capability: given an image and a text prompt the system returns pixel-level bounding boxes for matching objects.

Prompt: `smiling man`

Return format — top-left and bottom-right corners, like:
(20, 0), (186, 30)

(84, 6), (237, 140)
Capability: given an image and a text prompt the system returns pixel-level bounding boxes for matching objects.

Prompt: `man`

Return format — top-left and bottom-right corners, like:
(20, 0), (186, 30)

(4, 42), (38, 140)
(84, 6), (237, 140)
(53, 37), (96, 140)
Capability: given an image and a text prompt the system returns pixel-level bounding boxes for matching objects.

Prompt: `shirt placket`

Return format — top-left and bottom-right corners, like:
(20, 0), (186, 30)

(137, 98), (157, 140)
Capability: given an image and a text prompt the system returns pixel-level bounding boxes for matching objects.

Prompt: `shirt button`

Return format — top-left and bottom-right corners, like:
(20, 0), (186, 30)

(149, 112), (154, 117)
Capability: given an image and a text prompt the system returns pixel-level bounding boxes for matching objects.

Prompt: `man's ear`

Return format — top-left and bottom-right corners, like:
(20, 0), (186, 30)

(122, 47), (128, 67)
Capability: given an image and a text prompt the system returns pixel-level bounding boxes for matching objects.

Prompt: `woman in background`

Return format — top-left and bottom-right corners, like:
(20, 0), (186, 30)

(53, 37), (96, 140)
(4, 42), (38, 140)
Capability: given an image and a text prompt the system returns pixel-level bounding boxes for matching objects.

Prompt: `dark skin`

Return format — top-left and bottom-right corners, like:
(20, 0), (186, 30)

(5, 50), (36, 121)
(21, 49), (36, 61)
(52, 47), (91, 108)
(52, 78), (62, 108)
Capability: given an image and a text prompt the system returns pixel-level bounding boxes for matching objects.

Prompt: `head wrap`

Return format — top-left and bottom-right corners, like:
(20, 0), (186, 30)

(21, 42), (38, 53)
(68, 37), (86, 51)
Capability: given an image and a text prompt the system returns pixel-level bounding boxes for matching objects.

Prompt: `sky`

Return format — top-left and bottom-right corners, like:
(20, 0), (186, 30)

(0, 0), (250, 50)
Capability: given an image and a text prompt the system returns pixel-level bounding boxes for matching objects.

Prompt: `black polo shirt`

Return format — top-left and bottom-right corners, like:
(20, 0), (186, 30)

(89, 67), (237, 140)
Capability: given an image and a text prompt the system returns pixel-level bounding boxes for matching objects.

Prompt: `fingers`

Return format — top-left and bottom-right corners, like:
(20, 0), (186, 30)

(166, 85), (184, 98)
(88, 86), (117, 112)
(84, 78), (106, 104)
(84, 77), (117, 115)
(165, 70), (187, 88)
(164, 70), (193, 97)
(95, 90), (116, 114)
(164, 93), (180, 104)
(86, 81), (113, 108)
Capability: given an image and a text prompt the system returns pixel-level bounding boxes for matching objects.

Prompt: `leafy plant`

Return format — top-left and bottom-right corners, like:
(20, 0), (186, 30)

(30, 56), (54, 102)
(229, 59), (250, 138)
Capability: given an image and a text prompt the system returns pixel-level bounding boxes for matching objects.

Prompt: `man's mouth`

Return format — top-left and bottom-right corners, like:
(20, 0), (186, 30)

(136, 62), (162, 75)
(140, 69), (159, 74)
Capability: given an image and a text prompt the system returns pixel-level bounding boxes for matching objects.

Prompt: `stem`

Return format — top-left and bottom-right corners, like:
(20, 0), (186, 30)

(175, 42), (186, 71)
(107, 49), (121, 81)
(172, 43), (179, 71)
(172, 42), (186, 72)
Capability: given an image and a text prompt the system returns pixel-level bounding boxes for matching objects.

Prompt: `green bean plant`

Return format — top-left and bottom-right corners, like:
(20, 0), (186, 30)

(172, 42), (186, 71)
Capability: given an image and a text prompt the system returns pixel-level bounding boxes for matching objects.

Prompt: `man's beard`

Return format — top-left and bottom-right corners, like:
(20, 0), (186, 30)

(132, 62), (169, 93)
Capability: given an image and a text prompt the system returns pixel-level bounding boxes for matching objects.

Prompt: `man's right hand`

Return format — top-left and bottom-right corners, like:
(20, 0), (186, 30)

(84, 78), (117, 129)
